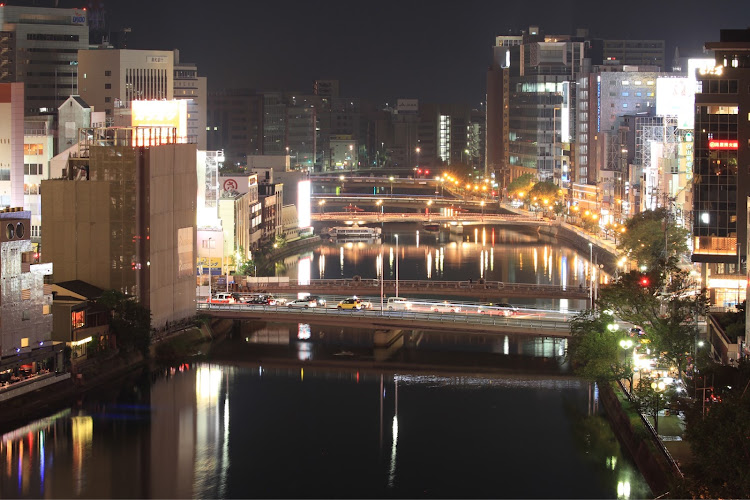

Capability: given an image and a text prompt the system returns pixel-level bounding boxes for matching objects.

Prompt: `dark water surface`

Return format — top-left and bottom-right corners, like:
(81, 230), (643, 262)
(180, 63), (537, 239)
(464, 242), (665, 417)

(0, 322), (651, 499)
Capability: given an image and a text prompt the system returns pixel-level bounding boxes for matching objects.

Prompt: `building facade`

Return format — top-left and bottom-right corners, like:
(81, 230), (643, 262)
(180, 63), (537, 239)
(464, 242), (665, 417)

(0, 5), (89, 115)
(42, 128), (197, 328)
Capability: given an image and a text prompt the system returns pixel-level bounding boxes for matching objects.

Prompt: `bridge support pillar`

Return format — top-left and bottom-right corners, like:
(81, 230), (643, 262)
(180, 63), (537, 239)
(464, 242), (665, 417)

(374, 329), (405, 362)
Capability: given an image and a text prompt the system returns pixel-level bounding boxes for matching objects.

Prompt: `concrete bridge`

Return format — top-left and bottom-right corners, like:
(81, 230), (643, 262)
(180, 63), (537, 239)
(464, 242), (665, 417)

(196, 302), (574, 338)
(312, 212), (550, 226)
(239, 278), (589, 300)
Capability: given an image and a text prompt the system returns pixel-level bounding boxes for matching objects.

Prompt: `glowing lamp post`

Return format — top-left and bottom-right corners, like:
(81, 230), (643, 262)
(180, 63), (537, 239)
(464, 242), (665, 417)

(650, 380), (666, 434)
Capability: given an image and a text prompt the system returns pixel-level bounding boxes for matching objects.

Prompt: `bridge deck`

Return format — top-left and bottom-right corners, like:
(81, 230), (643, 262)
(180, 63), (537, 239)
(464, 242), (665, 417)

(197, 303), (572, 338)
(241, 279), (589, 300)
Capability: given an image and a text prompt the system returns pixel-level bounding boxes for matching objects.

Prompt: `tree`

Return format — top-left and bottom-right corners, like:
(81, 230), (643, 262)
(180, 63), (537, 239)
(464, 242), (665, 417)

(598, 263), (708, 382)
(506, 173), (536, 197)
(567, 310), (630, 382)
(681, 379), (750, 498)
(97, 290), (152, 357)
(617, 208), (690, 270)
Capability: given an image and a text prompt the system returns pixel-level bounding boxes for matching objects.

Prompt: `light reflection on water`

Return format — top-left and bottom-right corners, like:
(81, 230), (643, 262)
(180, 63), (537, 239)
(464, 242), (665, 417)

(0, 362), (652, 499)
(283, 224), (608, 310)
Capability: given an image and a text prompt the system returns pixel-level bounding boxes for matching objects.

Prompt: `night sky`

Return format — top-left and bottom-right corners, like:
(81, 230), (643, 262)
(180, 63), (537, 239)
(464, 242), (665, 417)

(10, 0), (750, 105)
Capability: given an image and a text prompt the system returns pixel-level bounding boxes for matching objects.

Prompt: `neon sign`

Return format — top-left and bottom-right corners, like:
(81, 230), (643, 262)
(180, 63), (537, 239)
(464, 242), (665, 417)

(708, 140), (738, 150)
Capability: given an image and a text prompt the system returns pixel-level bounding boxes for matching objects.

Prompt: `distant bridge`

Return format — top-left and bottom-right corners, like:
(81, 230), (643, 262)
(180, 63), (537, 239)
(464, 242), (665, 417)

(312, 212), (551, 227)
(240, 278), (589, 300)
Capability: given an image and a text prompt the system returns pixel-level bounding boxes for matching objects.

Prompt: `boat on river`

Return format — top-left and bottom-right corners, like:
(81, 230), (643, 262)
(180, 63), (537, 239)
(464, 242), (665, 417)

(326, 224), (382, 240)
(422, 221), (440, 232)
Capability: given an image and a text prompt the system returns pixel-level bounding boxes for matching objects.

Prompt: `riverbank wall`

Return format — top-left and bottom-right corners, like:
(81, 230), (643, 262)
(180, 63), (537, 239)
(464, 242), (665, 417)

(538, 222), (619, 273)
(598, 381), (681, 497)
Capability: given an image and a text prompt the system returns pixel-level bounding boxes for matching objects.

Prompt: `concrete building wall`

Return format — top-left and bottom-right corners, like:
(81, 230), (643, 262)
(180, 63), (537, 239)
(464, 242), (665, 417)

(0, 209), (53, 358)
(0, 83), (24, 209)
(78, 49), (173, 119)
(145, 144), (197, 328)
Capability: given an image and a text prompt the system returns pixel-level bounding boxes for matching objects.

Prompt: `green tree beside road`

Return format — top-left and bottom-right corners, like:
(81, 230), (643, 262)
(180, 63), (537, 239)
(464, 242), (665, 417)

(97, 290), (152, 357)
(617, 208), (689, 270)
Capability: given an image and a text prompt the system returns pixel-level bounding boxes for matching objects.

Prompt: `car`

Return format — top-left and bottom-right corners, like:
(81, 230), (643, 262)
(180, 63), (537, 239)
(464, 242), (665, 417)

(207, 292), (236, 304)
(430, 301), (461, 313)
(247, 294), (278, 305)
(288, 298), (318, 309)
(337, 298), (365, 310)
(387, 297), (412, 311)
(305, 295), (327, 307)
(477, 302), (518, 316)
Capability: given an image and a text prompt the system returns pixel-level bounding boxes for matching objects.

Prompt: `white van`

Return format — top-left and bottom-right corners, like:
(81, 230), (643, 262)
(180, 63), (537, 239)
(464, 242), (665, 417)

(387, 297), (412, 311)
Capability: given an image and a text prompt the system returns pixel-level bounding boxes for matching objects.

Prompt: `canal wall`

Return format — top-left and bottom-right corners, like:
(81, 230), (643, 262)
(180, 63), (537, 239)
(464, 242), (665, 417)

(598, 381), (680, 497)
(538, 222), (619, 273)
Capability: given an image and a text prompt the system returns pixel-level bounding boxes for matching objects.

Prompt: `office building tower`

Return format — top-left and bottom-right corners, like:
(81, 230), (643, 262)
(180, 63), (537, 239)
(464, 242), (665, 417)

(692, 28), (750, 307)
(173, 49), (207, 150)
(0, 4), (89, 115)
(77, 48), (173, 121)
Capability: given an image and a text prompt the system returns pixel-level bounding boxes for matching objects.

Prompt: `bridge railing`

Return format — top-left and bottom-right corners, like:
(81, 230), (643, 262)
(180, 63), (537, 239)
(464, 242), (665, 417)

(196, 302), (572, 334)
(246, 278), (584, 294)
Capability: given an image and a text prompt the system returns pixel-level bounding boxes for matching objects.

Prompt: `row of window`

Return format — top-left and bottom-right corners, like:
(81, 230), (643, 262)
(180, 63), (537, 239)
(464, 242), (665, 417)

(24, 163), (43, 176)
(26, 34), (80, 42)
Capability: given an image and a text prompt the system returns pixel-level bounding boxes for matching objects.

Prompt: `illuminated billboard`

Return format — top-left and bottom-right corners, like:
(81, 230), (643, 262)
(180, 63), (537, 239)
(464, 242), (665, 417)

(708, 140), (738, 150)
(297, 180), (311, 229)
(656, 78), (693, 130)
(131, 100), (188, 145)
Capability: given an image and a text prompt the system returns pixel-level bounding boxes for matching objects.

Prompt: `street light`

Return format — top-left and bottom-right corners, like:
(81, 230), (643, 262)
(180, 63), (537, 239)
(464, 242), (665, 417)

(395, 234), (399, 297)
(619, 338), (634, 393)
(650, 380), (666, 434)
(376, 199), (383, 216)
(480, 200), (485, 219)
(389, 176), (394, 196)
(318, 199), (326, 213)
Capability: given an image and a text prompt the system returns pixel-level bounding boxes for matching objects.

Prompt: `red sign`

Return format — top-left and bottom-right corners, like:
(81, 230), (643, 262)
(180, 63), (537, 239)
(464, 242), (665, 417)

(223, 179), (238, 191)
(708, 140), (738, 150)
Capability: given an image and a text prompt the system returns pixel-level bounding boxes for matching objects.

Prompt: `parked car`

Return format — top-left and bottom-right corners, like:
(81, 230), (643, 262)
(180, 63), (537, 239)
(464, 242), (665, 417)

(288, 298), (318, 309)
(477, 302), (518, 316)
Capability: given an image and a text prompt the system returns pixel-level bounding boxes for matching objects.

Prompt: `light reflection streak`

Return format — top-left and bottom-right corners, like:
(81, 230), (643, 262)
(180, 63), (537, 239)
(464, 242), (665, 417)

(389, 247), (394, 276)
(426, 250), (432, 279)
(482, 228), (486, 247)
(318, 254), (325, 278)
(39, 430), (44, 494)
(503, 335), (509, 355)
(479, 249), (485, 279)
(490, 247), (494, 272)
(298, 256), (311, 286)
(474, 228), (478, 243)
(416, 231), (419, 248)
(388, 416), (398, 488)
(339, 247), (344, 275)
(533, 248), (538, 273)
(219, 394), (230, 498)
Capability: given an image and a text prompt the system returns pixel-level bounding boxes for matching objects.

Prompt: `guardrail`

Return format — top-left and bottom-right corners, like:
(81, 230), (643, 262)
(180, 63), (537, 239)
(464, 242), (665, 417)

(243, 278), (582, 294)
(196, 302), (573, 335)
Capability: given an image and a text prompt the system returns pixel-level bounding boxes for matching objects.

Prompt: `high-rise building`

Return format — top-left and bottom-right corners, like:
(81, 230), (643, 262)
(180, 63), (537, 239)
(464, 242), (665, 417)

(0, 5), (89, 115)
(42, 127), (197, 329)
(173, 49), (207, 150)
(603, 40), (665, 69)
(0, 83), (24, 209)
(207, 88), (263, 167)
(77, 48), (174, 121)
(692, 28), (750, 307)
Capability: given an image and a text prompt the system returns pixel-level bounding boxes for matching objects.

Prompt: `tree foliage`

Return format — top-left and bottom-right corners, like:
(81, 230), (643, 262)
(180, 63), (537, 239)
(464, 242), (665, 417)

(616, 208), (690, 270)
(681, 380), (750, 498)
(506, 173), (535, 196)
(528, 181), (561, 201)
(598, 263), (708, 381)
(567, 310), (630, 382)
(97, 290), (152, 357)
